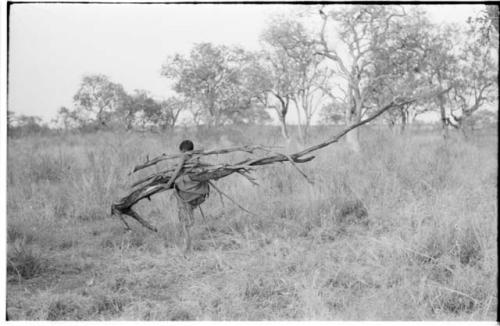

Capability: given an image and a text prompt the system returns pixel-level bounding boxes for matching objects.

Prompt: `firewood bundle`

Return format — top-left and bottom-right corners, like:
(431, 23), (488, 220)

(110, 144), (315, 231)
(110, 95), (440, 232)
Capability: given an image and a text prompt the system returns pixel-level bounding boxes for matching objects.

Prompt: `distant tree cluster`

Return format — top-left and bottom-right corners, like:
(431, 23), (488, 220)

(10, 5), (498, 144)
(7, 110), (52, 137)
(52, 75), (187, 132)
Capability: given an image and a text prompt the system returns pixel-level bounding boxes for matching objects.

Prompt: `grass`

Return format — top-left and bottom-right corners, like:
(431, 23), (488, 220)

(6, 126), (498, 320)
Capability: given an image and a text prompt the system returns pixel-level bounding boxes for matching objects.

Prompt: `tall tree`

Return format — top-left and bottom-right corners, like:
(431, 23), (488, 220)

(136, 94), (186, 130)
(447, 14), (498, 134)
(319, 100), (345, 124)
(118, 91), (142, 130)
(161, 43), (267, 127)
(262, 18), (329, 143)
(246, 49), (294, 139)
(476, 5), (499, 48)
(316, 5), (414, 151)
(73, 74), (127, 129)
(55, 106), (82, 130)
(363, 7), (437, 133)
(216, 49), (271, 125)
(416, 23), (460, 138)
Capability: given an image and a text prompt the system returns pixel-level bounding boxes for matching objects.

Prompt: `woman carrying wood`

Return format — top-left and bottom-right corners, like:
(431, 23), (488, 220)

(168, 140), (210, 254)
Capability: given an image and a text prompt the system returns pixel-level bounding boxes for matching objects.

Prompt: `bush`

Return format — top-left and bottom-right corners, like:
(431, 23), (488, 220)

(7, 240), (47, 280)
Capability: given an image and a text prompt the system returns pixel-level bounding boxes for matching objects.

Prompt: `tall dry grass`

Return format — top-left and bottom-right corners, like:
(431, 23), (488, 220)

(6, 126), (497, 320)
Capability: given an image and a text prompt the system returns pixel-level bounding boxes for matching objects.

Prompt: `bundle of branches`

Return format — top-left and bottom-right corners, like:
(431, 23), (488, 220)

(111, 93), (447, 232)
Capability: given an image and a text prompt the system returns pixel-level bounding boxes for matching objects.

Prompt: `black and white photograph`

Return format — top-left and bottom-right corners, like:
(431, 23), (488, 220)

(2, 1), (498, 321)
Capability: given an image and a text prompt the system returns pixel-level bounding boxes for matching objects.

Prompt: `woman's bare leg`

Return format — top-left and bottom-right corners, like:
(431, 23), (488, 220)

(183, 221), (192, 254)
(183, 205), (195, 254)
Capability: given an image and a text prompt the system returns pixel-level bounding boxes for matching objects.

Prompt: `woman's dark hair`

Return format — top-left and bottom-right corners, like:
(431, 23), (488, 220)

(179, 140), (194, 152)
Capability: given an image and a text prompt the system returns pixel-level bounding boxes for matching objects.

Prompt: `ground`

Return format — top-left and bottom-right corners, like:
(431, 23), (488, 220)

(6, 125), (498, 320)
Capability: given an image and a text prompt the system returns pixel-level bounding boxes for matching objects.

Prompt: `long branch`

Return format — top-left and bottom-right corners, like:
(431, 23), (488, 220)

(112, 89), (449, 231)
(132, 145), (280, 173)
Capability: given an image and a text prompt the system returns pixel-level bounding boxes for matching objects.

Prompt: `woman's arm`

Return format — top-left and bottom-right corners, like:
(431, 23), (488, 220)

(164, 154), (187, 189)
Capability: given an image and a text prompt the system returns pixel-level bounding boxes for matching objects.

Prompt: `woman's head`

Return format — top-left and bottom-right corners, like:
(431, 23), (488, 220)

(179, 140), (194, 153)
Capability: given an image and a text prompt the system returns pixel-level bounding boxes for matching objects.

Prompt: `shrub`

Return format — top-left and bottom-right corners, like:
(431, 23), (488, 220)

(46, 295), (91, 320)
(7, 240), (47, 280)
(26, 152), (72, 183)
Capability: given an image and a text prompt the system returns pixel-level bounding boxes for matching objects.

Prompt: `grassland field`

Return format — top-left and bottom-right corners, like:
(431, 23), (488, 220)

(5, 125), (498, 320)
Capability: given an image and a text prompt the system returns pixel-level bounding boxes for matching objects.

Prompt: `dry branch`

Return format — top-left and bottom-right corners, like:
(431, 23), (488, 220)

(111, 91), (448, 231)
(132, 145), (281, 173)
(207, 181), (258, 217)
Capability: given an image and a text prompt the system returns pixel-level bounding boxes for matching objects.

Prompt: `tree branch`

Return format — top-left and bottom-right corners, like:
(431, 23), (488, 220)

(111, 88), (450, 231)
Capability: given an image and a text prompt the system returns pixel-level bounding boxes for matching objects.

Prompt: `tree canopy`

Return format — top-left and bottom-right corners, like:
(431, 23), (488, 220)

(22, 5), (495, 141)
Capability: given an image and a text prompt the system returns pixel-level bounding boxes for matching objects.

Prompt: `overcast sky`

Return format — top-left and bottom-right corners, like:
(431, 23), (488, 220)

(8, 3), (483, 124)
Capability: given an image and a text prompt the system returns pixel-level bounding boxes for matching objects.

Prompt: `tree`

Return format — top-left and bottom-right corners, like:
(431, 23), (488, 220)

(486, 5), (500, 33)
(159, 97), (186, 130)
(316, 5), (416, 151)
(465, 109), (498, 131)
(362, 7), (438, 134)
(262, 18), (329, 143)
(115, 90), (187, 131)
(7, 110), (15, 135)
(73, 74), (128, 129)
(54, 106), (82, 130)
(224, 51), (271, 125)
(15, 115), (43, 129)
(246, 48), (293, 139)
(414, 23), (462, 138)
(161, 43), (268, 127)
(136, 93), (185, 130)
(319, 101), (345, 124)
(475, 5), (499, 49)
(118, 92), (142, 130)
(446, 15), (498, 135)
(8, 113), (49, 137)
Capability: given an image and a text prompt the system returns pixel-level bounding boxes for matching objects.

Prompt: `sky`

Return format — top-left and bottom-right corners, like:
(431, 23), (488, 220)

(7, 3), (484, 124)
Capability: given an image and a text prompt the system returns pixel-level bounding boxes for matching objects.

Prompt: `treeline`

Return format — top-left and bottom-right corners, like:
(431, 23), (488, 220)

(8, 5), (499, 144)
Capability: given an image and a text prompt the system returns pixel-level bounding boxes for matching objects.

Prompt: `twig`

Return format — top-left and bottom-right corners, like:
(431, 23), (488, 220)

(118, 213), (131, 232)
(260, 148), (314, 185)
(207, 181), (259, 217)
(112, 207), (158, 232)
(212, 182), (225, 208)
(366, 237), (455, 275)
(482, 295), (494, 318)
(7, 258), (22, 284)
(237, 170), (259, 186)
(283, 153), (314, 185)
(428, 281), (479, 303)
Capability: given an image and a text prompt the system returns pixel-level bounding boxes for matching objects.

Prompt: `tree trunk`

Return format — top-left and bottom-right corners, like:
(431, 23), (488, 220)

(171, 108), (182, 130)
(400, 107), (407, 134)
(273, 94), (291, 142)
(279, 115), (289, 140)
(292, 98), (305, 144)
(346, 127), (360, 152)
(438, 93), (449, 139)
(302, 96), (312, 144)
(345, 99), (361, 153)
(304, 117), (311, 144)
(213, 115), (220, 128)
(296, 124), (305, 145)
